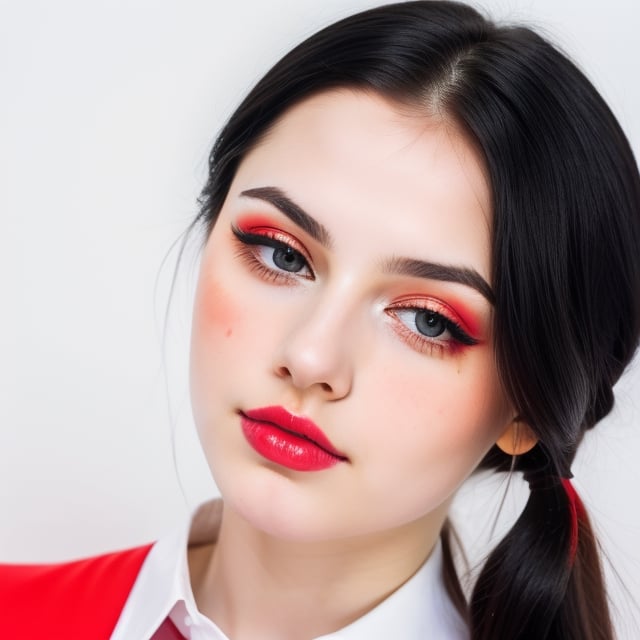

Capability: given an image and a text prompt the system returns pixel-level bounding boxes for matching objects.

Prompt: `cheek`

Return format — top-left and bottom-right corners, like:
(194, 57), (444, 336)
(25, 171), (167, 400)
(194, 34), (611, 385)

(193, 273), (239, 338)
(190, 272), (245, 424)
(359, 352), (509, 489)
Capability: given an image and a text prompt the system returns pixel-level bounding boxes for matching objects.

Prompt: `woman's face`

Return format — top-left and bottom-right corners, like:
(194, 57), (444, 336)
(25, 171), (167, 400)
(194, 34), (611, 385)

(190, 89), (514, 542)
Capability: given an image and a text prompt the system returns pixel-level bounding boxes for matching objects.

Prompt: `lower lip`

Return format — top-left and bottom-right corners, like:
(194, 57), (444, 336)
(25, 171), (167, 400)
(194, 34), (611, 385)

(240, 416), (344, 472)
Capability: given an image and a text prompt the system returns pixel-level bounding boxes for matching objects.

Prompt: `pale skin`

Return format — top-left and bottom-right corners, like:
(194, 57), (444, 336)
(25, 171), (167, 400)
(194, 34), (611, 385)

(188, 89), (536, 639)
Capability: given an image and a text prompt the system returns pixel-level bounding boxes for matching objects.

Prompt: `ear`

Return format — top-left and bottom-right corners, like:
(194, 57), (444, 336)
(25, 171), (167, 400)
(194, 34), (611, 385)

(496, 420), (538, 455)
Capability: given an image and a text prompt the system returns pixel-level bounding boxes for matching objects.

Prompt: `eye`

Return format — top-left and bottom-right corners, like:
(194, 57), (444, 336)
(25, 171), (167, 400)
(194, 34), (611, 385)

(414, 309), (447, 338)
(268, 245), (308, 273)
(387, 303), (478, 356)
(393, 308), (452, 340)
(231, 225), (315, 282)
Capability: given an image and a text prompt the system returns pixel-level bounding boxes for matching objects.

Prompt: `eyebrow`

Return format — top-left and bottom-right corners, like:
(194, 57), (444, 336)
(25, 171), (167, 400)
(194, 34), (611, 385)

(240, 186), (333, 248)
(239, 185), (494, 304)
(383, 257), (495, 304)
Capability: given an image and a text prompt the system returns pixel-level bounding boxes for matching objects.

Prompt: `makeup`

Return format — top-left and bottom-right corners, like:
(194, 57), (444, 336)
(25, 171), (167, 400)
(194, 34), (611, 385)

(435, 294), (483, 339)
(232, 215), (315, 284)
(235, 215), (485, 340)
(240, 406), (348, 472)
(235, 214), (280, 233)
(392, 292), (483, 340)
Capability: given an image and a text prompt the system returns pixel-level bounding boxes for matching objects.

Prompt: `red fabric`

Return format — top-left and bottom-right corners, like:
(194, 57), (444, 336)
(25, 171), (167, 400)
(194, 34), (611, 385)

(151, 617), (187, 639)
(0, 543), (153, 639)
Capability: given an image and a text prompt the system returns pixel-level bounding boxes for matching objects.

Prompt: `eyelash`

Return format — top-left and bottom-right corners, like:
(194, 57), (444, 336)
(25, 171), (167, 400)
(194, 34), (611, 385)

(385, 304), (478, 357)
(231, 224), (478, 356)
(231, 225), (315, 284)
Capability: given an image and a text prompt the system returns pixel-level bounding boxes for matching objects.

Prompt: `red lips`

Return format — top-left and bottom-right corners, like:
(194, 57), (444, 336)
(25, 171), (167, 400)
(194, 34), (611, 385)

(240, 406), (348, 472)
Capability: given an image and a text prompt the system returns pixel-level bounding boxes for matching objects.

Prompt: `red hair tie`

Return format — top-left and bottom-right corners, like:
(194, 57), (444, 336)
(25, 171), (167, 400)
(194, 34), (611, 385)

(561, 477), (585, 565)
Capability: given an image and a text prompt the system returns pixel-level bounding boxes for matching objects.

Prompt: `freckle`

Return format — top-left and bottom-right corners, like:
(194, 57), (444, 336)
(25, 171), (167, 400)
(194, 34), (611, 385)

(226, 328), (233, 338)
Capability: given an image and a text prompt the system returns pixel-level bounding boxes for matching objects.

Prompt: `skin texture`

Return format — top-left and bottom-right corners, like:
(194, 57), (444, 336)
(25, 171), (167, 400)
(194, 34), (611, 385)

(188, 89), (520, 639)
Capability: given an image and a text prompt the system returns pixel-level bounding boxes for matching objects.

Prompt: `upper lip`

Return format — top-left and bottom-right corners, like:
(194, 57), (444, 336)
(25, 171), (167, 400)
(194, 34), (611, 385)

(241, 405), (348, 460)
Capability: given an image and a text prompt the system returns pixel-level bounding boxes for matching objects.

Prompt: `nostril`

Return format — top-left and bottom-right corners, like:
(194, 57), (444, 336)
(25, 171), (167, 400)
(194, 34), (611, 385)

(320, 382), (332, 392)
(277, 366), (292, 379)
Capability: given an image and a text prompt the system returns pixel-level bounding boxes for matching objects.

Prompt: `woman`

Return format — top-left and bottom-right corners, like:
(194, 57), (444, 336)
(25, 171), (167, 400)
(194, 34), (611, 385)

(1, 1), (639, 639)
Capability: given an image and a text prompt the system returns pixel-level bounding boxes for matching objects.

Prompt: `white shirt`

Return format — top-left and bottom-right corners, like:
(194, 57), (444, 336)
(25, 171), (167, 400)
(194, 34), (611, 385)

(111, 503), (468, 640)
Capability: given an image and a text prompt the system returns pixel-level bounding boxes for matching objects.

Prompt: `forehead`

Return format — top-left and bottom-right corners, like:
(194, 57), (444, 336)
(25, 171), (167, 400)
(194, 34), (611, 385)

(232, 89), (492, 280)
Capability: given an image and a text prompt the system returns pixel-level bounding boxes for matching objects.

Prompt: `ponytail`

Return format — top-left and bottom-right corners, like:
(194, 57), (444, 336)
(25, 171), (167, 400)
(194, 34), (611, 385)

(467, 451), (612, 639)
(555, 482), (612, 640)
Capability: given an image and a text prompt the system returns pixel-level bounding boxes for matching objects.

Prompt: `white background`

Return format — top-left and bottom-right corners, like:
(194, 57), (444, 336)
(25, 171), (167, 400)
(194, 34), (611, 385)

(1, 0), (639, 636)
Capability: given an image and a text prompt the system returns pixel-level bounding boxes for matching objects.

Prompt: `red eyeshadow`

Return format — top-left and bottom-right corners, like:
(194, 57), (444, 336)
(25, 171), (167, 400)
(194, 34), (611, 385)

(236, 214), (280, 232)
(438, 296), (483, 338)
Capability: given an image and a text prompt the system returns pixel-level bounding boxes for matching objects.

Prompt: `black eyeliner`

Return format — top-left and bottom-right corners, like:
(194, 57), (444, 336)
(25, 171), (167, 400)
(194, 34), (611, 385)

(443, 316), (478, 346)
(231, 225), (290, 251)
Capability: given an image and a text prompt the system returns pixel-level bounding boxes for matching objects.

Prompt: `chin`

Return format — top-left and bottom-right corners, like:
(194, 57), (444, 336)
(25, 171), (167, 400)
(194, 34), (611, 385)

(213, 465), (351, 542)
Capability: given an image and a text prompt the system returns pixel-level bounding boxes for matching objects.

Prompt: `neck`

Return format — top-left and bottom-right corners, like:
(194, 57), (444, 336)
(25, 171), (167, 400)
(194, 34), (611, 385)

(189, 503), (447, 640)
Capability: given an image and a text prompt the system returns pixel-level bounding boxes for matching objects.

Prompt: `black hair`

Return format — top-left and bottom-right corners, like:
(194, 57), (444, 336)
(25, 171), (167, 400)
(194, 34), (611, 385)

(195, 2), (640, 638)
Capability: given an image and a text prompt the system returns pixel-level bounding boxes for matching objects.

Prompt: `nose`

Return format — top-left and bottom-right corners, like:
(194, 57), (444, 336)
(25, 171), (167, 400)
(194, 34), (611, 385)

(273, 292), (356, 400)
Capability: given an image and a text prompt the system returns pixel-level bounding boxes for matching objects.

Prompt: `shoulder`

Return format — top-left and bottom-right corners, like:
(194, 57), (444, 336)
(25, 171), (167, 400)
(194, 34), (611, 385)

(0, 543), (153, 639)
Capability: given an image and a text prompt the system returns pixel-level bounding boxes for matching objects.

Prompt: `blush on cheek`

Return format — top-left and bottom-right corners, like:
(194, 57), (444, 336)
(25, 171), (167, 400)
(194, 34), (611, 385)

(190, 274), (243, 429)
(194, 276), (239, 338)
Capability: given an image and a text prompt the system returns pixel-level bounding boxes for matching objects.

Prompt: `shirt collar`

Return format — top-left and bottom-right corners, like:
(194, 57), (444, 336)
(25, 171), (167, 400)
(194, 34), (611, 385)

(111, 501), (468, 640)
(111, 503), (227, 640)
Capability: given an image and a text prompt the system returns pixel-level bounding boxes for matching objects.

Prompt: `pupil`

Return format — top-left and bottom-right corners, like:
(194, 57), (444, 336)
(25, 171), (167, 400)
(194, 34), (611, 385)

(415, 310), (444, 337)
(273, 246), (305, 272)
